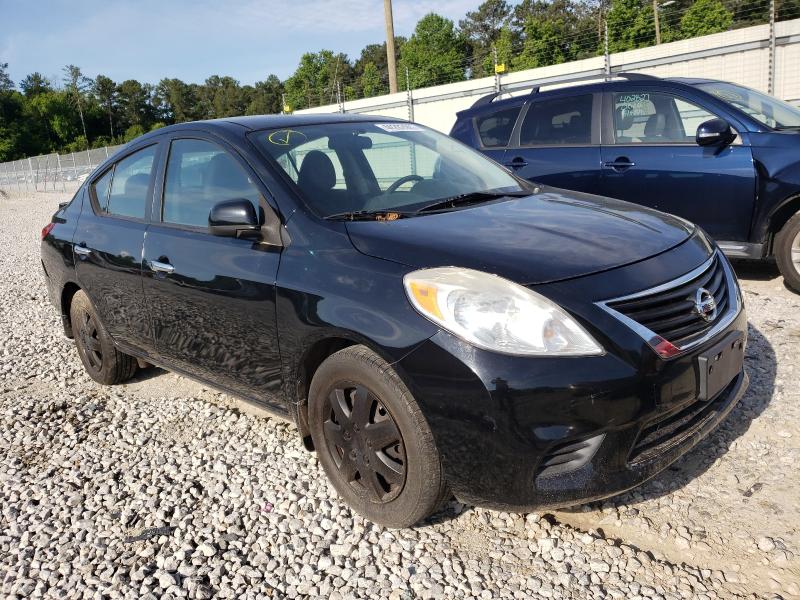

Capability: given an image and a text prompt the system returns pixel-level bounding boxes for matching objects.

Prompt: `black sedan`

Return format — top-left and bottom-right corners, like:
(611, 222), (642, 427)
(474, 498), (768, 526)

(41, 114), (748, 527)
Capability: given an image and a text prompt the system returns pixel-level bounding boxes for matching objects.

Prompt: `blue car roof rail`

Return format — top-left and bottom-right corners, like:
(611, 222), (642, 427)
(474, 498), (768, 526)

(469, 72), (661, 109)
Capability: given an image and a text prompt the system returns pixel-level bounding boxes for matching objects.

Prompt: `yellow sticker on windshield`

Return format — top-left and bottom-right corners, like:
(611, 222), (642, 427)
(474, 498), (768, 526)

(268, 129), (308, 146)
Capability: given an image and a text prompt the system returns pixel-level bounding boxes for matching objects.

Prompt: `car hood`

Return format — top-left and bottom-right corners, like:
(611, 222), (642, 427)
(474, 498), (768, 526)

(345, 188), (694, 285)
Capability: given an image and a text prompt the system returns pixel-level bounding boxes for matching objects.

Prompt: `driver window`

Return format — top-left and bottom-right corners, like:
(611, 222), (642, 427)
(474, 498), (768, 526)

(162, 139), (261, 227)
(613, 92), (716, 144)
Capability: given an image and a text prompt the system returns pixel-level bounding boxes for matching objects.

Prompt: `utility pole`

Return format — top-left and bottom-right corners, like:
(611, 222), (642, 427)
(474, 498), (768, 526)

(653, 0), (661, 44)
(384, 0), (398, 94)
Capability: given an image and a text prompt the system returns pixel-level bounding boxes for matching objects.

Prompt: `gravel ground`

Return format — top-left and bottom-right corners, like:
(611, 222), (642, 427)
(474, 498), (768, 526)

(1, 189), (798, 600)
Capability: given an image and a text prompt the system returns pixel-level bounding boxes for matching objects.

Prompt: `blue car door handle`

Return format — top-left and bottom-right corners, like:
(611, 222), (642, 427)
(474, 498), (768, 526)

(504, 157), (528, 169)
(604, 157), (635, 172)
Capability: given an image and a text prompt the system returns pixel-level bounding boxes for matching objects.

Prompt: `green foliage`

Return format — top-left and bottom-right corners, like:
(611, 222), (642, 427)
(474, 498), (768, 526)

(360, 62), (384, 97)
(606, 0), (657, 52)
(399, 13), (468, 88)
(0, 63), (13, 91)
(123, 124), (145, 143)
(460, 0), (513, 77)
(283, 50), (351, 111)
(680, 0), (733, 37)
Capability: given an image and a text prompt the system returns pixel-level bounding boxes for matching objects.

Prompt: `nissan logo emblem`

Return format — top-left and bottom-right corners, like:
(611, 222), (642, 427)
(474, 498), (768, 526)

(693, 288), (717, 322)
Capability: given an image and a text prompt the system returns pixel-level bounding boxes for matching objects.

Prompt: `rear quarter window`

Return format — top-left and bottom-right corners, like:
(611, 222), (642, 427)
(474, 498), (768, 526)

(475, 106), (521, 148)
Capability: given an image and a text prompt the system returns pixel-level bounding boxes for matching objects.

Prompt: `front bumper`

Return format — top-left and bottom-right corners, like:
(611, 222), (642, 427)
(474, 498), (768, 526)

(395, 241), (749, 510)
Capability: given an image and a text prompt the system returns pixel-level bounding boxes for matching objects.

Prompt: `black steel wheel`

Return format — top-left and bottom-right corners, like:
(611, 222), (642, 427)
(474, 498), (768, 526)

(308, 345), (448, 528)
(323, 385), (407, 503)
(70, 290), (137, 385)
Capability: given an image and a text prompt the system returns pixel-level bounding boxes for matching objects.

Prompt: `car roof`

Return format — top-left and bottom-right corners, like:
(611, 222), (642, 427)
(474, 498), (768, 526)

(137, 113), (403, 141)
(459, 76), (726, 116)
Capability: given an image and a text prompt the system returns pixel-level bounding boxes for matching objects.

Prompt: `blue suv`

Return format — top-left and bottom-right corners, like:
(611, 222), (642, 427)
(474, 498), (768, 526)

(451, 73), (800, 292)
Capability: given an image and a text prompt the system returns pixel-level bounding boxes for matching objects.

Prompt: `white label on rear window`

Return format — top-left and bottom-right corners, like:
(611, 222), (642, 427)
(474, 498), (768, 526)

(375, 123), (424, 132)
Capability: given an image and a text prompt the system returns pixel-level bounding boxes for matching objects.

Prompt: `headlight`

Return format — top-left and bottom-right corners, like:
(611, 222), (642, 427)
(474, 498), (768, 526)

(404, 267), (603, 356)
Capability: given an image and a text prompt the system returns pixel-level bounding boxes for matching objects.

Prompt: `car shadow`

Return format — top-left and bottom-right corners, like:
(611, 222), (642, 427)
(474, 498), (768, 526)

(423, 322), (776, 526)
(730, 258), (780, 281)
(126, 364), (169, 384)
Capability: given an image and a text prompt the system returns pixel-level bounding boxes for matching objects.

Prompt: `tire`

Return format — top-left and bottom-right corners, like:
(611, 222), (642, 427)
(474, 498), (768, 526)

(308, 345), (448, 528)
(775, 212), (800, 293)
(69, 290), (137, 385)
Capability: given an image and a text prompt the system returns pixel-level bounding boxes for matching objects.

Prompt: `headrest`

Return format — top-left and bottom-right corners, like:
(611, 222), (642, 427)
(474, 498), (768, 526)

(297, 150), (336, 192)
(615, 106), (635, 131)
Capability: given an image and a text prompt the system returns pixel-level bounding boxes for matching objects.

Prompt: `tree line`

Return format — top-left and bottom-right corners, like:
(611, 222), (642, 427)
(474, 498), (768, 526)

(1, 0), (793, 162)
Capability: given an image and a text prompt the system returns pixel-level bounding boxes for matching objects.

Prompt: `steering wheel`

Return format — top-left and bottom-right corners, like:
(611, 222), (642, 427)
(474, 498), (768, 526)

(385, 174), (423, 194)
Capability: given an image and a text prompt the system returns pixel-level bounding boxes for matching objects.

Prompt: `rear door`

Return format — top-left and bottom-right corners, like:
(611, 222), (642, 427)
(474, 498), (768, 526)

(73, 142), (162, 353)
(502, 92), (602, 193)
(141, 134), (284, 408)
(471, 104), (523, 165)
(599, 88), (756, 240)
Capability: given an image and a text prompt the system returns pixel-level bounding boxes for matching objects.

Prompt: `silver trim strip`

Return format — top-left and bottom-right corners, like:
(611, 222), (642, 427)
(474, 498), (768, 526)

(595, 251), (742, 357)
(149, 260), (175, 274)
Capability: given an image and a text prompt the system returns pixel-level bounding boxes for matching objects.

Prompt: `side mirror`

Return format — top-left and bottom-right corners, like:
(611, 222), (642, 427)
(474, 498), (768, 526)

(208, 199), (261, 238)
(696, 118), (736, 147)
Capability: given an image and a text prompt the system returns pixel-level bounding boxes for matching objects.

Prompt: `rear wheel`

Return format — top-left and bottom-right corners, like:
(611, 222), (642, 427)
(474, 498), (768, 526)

(308, 345), (447, 528)
(775, 212), (800, 293)
(70, 290), (137, 385)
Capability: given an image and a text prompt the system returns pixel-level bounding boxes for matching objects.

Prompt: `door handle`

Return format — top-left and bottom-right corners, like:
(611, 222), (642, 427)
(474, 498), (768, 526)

(74, 245), (92, 257)
(149, 260), (175, 274)
(603, 157), (636, 172)
(504, 157), (529, 170)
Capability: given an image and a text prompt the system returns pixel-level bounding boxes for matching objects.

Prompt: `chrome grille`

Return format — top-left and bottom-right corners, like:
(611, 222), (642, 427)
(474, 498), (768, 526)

(602, 253), (735, 348)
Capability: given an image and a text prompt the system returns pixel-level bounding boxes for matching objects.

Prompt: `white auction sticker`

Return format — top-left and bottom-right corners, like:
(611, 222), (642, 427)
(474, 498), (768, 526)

(375, 123), (424, 132)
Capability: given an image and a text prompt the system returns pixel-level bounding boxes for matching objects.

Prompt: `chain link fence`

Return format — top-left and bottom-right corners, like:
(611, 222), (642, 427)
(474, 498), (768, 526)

(0, 146), (123, 195)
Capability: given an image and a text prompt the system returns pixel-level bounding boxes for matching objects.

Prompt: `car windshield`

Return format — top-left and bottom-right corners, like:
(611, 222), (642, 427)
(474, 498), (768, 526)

(252, 122), (526, 218)
(698, 82), (800, 130)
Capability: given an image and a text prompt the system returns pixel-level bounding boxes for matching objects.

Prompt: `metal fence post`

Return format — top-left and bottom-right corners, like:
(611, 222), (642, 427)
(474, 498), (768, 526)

(604, 21), (611, 79)
(768, 0), (776, 94)
(405, 66), (414, 122)
(493, 46), (501, 93)
(56, 152), (65, 191)
(105, 146), (110, 159)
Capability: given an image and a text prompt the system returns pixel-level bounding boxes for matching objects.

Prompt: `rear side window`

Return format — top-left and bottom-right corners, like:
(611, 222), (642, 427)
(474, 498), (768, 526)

(475, 106), (521, 148)
(106, 145), (157, 219)
(91, 169), (113, 212)
(520, 95), (593, 146)
(162, 139), (261, 228)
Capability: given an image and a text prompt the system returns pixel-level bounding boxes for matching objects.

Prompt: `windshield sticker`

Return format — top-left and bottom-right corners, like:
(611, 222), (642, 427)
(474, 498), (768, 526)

(267, 129), (308, 146)
(375, 123), (424, 132)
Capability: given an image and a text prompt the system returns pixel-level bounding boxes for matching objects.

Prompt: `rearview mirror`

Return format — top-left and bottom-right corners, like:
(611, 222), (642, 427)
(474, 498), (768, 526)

(696, 118), (736, 147)
(208, 199), (261, 238)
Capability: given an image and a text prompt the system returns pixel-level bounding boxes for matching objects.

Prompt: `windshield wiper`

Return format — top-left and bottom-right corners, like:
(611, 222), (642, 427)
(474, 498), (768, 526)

(324, 209), (413, 221)
(414, 190), (530, 214)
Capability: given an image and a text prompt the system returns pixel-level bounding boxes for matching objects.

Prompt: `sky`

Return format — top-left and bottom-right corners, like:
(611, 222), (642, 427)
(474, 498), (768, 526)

(1, 0), (481, 87)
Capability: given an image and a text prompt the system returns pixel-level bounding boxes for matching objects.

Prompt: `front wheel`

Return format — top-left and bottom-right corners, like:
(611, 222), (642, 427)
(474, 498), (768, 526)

(308, 345), (447, 528)
(775, 212), (800, 293)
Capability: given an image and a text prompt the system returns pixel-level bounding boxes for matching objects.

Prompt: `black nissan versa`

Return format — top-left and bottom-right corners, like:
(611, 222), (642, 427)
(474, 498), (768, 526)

(41, 114), (748, 527)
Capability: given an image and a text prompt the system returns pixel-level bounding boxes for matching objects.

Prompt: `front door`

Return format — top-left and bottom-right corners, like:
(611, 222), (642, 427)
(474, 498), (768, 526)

(141, 136), (283, 408)
(599, 89), (756, 241)
(73, 143), (161, 353)
(502, 92), (601, 193)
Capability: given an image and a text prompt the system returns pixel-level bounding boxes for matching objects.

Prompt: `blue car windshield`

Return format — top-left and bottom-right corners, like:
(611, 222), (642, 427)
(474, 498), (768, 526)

(698, 82), (800, 129)
(253, 122), (526, 217)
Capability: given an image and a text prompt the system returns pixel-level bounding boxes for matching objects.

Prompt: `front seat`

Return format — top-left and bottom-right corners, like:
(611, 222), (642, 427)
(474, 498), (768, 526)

(643, 113), (667, 141)
(296, 150), (350, 213)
